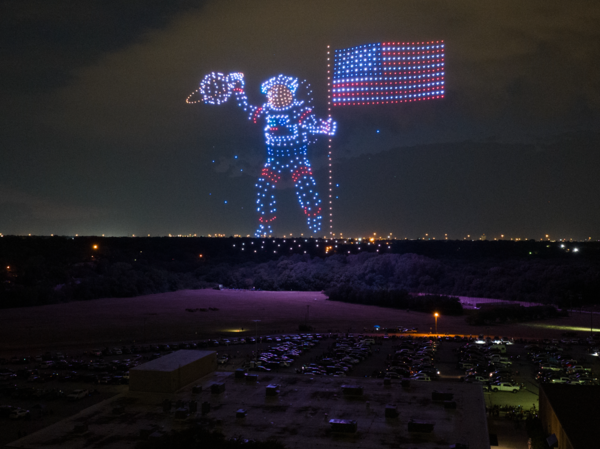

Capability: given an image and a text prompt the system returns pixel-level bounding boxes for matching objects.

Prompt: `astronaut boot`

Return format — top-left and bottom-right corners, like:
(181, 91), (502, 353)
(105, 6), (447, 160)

(306, 215), (322, 236)
(255, 224), (273, 238)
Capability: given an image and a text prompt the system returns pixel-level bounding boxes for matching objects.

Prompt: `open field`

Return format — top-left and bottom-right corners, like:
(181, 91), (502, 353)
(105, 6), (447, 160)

(1, 289), (598, 354)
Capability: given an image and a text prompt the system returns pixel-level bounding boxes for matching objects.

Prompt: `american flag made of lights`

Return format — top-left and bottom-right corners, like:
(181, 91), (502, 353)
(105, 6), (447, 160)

(331, 41), (445, 106)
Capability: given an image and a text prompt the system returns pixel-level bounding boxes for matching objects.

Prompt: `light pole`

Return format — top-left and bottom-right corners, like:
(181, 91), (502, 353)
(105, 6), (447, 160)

(434, 313), (439, 336)
(253, 320), (261, 364)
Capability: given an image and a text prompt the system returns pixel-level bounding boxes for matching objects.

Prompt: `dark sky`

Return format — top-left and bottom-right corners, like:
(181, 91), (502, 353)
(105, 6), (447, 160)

(1, 0), (599, 240)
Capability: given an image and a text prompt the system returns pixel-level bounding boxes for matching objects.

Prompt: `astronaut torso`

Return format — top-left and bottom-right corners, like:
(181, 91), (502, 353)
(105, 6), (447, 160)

(263, 104), (313, 158)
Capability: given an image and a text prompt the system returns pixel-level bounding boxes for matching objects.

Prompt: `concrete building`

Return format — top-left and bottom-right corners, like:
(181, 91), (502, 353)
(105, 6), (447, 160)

(15, 371), (490, 449)
(539, 384), (600, 449)
(129, 350), (216, 393)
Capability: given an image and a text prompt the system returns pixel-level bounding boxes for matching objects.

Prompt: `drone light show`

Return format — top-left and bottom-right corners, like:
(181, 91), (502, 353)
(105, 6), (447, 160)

(189, 72), (336, 237)
(188, 41), (444, 237)
(331, 41), (445, 106)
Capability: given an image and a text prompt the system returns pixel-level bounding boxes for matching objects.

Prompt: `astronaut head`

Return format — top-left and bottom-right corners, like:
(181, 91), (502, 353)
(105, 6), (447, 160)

(261, 75), (298, 110)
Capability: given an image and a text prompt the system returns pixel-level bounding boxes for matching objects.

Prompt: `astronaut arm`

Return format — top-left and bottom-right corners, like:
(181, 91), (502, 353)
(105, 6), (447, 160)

(301, 111), (336, 136)
(231, 84), (260, 119)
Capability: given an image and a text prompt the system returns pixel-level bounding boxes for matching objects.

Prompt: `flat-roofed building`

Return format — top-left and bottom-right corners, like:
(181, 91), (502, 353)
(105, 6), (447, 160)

(539, 384), (600, 449)
(129, 350), (216, 393)
(14, 370), (490, 449)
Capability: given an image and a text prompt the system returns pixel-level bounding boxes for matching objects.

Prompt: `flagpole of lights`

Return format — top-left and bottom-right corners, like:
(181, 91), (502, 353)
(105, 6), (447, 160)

(327, 45), (333, 237)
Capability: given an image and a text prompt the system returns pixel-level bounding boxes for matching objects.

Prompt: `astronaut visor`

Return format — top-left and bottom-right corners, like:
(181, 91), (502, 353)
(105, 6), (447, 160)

(267, 84), (293, 109)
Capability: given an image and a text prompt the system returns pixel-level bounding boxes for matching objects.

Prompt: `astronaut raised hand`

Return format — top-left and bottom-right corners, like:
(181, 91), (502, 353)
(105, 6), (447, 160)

(186, 72), (245, 105)
(319, 116), (336, 136)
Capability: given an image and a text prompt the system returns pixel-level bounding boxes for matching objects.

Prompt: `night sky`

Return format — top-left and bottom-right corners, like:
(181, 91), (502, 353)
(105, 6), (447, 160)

(1, 1), (599, 240)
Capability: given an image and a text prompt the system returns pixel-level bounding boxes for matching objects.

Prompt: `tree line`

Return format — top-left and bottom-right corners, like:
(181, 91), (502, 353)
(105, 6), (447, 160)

(1, 237), (599, 310)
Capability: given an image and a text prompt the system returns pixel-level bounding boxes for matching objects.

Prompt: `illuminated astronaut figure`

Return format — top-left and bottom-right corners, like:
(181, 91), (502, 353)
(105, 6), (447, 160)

(192, 72), (336, 237)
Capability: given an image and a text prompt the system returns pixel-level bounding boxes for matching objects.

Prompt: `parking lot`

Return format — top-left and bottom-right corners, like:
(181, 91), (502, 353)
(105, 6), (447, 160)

(1, 332), (599, 448)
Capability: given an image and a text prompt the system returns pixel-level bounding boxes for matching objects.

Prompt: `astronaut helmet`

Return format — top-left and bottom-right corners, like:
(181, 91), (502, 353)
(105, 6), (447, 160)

(261, 75), (299, 110)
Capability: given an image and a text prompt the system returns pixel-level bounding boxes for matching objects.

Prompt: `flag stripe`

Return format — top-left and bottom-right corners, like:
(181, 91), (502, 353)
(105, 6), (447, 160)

(332, 41), (445, 106)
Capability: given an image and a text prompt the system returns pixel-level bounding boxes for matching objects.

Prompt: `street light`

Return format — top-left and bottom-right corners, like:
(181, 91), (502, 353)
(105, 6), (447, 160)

(253, 320), (261, 364)
(434, 313), (439, 336)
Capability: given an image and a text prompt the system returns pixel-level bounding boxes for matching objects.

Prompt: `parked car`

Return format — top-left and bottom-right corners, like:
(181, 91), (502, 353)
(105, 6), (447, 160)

(463, 375), (487, 384)
(490, 382), (521, 393)
(410, 373), (431, 381)
(9, 408), (30, 420)
(566, 365), (592, 373)
(67, 389), (89, 400)
(251, 366), (271, 372)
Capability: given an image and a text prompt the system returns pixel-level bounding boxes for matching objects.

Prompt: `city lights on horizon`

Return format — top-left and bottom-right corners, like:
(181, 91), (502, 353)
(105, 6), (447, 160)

(2, 232), (597, 242)
(1, 233), (592, 272)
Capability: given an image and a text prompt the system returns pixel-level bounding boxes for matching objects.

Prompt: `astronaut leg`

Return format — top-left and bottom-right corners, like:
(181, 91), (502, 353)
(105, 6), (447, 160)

(255, 163), (280, 237)
(292, 161), (322, 235)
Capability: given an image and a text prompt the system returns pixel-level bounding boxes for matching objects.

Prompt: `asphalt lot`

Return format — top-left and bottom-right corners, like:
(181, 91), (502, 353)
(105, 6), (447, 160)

(1, 333), (599, 448)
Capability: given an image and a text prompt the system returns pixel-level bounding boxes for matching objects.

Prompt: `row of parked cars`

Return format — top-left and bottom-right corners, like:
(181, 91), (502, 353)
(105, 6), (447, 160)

(86, 334), (327, 358)
(456, 343), (522, 393)
(386, 337), (440, 382)
(295, 335), (375, 377)
(1, 357), (136, 386)
(316, 335), (376, 376)
(527, 343), (597, 385)
(238, 334), (324, 372)
(0, 388), (93, 422)
(0, 341), (226, 367)
(2, 334), (337, 389)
